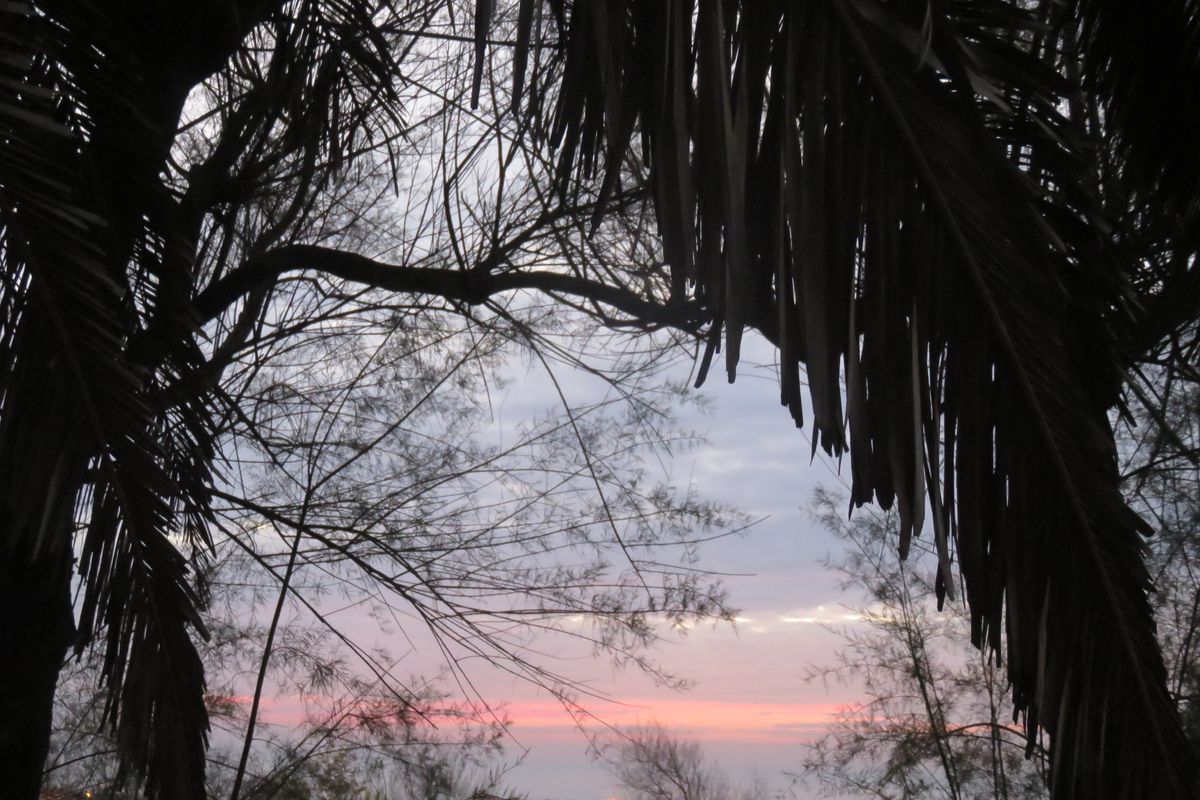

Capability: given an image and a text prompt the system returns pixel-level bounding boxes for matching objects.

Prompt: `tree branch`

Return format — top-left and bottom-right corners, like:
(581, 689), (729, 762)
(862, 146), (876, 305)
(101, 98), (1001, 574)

(194, 244), (706, 332)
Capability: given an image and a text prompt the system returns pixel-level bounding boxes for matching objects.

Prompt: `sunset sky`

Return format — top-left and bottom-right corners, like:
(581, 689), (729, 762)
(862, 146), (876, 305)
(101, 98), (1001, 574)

(485, 334), (876, 799)
(438, 332), (870, 798)
(242, 332), (875, 800)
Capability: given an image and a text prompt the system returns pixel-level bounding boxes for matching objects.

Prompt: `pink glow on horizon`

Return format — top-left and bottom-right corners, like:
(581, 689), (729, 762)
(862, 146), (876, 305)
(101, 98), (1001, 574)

(503, 697), (843, 742)
(211, 693), (495, 732)
(217, 693), (844, 744)
(231, 692), (846, 745)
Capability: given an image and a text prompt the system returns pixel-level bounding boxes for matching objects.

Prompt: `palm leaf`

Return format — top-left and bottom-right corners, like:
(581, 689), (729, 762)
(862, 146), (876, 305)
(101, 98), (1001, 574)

(1071, 0), (1200, 235)
(3, 0), (431, 795)
(0, 3), (231, 797)
(501, 0), (1198, 796)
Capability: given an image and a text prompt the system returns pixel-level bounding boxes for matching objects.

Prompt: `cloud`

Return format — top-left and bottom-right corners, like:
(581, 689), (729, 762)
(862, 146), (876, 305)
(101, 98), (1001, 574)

(778, 604), (864, 626)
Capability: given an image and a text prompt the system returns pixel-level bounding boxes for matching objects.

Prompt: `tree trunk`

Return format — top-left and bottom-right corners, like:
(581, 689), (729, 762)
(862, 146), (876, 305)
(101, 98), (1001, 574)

(0, 284), (98, 798)
(0, 549), (75, 799)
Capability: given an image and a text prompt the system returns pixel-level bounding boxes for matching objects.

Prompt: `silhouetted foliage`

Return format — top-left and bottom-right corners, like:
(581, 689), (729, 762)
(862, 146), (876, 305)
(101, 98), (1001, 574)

(600, 724), (764, 800)
(803, 489), (1049, 800)
(1117, 323), (1200, 749)
(2, 2), (726, 798)
(4, 1), (1200, 799)
(804, 334), (1200, 796)
(487, 3), (1200, 796)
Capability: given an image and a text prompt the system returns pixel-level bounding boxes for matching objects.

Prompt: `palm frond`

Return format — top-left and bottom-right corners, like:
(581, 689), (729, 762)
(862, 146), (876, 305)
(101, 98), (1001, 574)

(1072, 0), (1200, 236)
(502, 1), (1198, 796)
(3, 0), (441, 795)
(0, 3), (230, 797)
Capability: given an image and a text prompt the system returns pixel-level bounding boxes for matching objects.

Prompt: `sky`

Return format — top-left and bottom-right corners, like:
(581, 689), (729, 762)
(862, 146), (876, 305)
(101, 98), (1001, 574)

(236, 331), (875, 800)
(429, 332), (869, 800)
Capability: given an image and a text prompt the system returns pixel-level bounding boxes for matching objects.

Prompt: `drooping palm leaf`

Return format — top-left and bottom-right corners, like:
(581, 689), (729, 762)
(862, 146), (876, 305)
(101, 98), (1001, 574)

(1071, 0), (1200, 237)
(1067, 0), (1200, 366)
(3, 1), (442, 796)
(0, 3), (220, 797)
(492, 1), (1198, 796)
